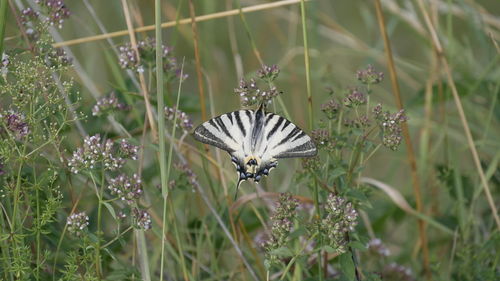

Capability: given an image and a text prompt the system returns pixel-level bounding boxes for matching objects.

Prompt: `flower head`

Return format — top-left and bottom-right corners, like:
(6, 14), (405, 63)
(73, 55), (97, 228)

(374, 104), (408, 151)
(165, 106), (193, 133)
(321, 98), (341, 120)
(257, 64), (280, 82)
(66, 212), (89, 237)
(33, 0), (71, 29)
(321, 194), (358, 253)
(67, 135), (137, 174)
(343, 88), (366, 108)
(263, 193), (299, 267)
(367, 238), (391, 257)
(108, 173), (143, 205)
(356, 64), (384, 85)
(2, 110), (30, 139)
(92, 93), (129, 116)
(133, 208), (152, 230)
(118, 38), (186, 80)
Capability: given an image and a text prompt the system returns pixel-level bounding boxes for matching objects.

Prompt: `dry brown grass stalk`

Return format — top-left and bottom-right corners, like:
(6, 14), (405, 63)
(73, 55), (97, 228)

(374, 0), (431, 278)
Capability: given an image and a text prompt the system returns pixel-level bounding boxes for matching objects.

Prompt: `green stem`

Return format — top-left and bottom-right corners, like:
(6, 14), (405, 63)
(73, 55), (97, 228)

(0, 0), (8, 56)
(95, 169), (105, 279)
(279, 232), (318, 280)
(300, 0), (313, 130)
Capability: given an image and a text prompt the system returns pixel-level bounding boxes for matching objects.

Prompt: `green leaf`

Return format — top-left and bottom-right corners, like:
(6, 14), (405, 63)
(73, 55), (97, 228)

(349, 241), (367, 251)
(270, 247), (293, 257)
(339, 252), (356, 281)
(289, 226), (307, 239)
(323, 245), (337, 253)
(331, 167), (346, 179)
(103, 202), (117, 220)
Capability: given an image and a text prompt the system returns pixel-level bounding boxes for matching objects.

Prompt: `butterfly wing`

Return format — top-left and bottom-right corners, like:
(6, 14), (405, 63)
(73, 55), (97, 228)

(193, 110), (253, 156)
(257, 113), (317, 160)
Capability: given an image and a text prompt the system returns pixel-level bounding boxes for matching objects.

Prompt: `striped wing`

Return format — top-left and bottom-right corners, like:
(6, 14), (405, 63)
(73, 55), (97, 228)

(193, 110), (253, 155)
(257, 113), (317, 160)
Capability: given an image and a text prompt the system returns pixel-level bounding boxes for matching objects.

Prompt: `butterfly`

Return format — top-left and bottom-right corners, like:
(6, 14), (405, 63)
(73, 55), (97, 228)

(193, 103), (317, 198)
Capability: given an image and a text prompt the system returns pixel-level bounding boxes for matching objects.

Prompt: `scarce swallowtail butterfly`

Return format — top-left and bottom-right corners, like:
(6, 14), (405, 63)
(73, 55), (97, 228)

(193, 103), (317, 198)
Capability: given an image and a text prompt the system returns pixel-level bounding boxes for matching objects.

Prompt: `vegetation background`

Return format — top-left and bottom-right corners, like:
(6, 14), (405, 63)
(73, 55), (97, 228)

(0, 0), (499, 280)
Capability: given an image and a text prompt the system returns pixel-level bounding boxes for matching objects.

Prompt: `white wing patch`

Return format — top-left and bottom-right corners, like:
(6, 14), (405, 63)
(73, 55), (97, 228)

(258, 113), (317, 161)
(193, 110), (252, 156)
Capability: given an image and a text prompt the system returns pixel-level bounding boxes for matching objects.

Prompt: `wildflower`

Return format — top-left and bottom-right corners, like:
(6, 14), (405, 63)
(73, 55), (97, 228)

(45, 47), (72, 67)
(21, 7), (40, 23)
(343, 115), (370, 129)
(108, 173), (143, 205)
(164, 106), (193, 133)
(356, 64), (384, 85)
(119, 139), (138, 160)
(118, 38), (185, 80)
(367, 238), (391, 257)
(311, 129), (335, 151)
(117, 211), (127, 220)
(174, 163), (197, 187)
(68, 135), (137, 174)
(66, 212), (89, 237)
(343, 88), (366, 108)
(257, 64), (280, 82)
(234, 78), (281, 107)
(35, 0), (71, 29)
(374, 104), (408, 151)
(2, 110), (30, 139)
(263, 193), (299, 267)
(321, 98), (341, 120)
(1, 53), (9, 76)
(92, 93), (129, 116)
(321, 194), (358, 254)
(132, 208), (152, 230)
(301, 156), (321, 171)
(382, 263), (415, 281)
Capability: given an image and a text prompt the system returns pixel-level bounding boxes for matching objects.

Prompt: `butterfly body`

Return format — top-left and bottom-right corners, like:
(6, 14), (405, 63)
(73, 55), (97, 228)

(193, 104), (316, 196)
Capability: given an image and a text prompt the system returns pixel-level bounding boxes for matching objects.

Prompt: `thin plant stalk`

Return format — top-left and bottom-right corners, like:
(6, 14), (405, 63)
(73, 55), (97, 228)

(373, 0), (431, 278)
(0, 0), (8, 55)
(299, 0), (313, 131)
(160, 60), (186, 279)
(156, 0), (168, 279)
(189, 0), (207, 121)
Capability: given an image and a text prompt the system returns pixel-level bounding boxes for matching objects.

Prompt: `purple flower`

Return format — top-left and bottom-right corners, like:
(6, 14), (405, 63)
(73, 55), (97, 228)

(92, 93), (129, 116)
(66, 212), (89, 237)
(374, 104), (408, 151)
(34, 0), (71, 29)
(343, 88), (367, 108)
(165, 106), (193, 133)
(68, 135), (137, 174)
(257, 64), (280, 82)
(2, 110), (30, 139)
(321, 194), (358, 253)
(133, 208), (152, 230)
(356, 64), (384, 85)
(108, 173), (143, 205)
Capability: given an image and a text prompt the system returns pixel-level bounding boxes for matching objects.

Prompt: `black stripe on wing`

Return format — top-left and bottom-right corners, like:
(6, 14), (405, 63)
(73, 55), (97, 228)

(193, 123), (235, 153)
(263, 113), (317, 159)
(275, 139), (317, 158)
